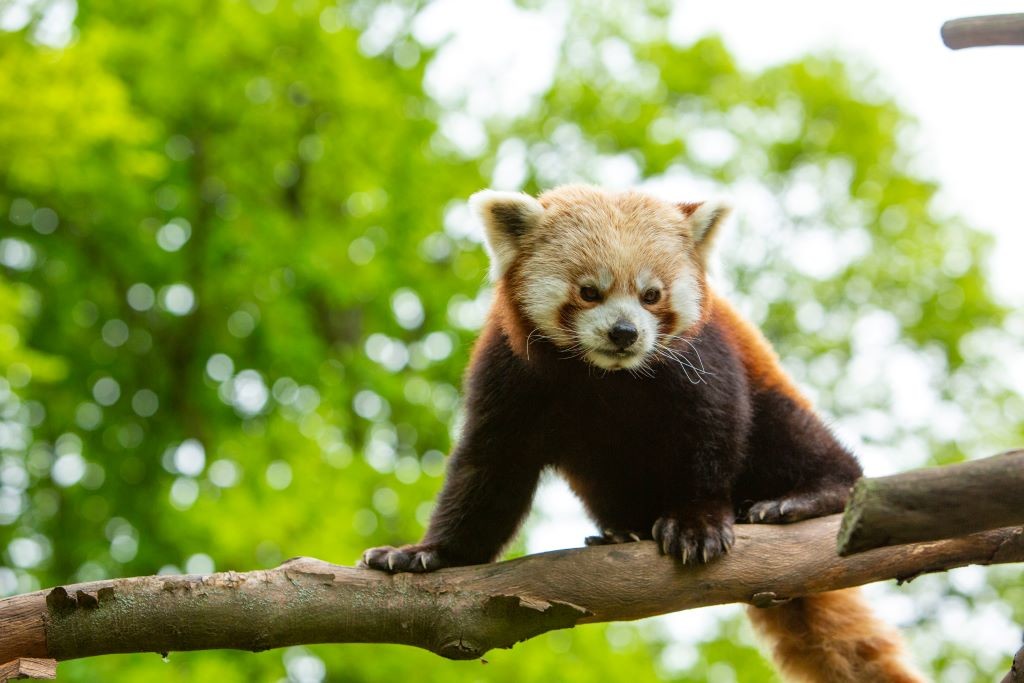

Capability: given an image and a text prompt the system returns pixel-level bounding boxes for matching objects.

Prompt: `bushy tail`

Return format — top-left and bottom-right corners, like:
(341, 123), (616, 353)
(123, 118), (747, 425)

(746, 588), (925, 683)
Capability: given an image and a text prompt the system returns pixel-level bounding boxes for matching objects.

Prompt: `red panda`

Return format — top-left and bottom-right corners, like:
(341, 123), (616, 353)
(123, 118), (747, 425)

(362, 184), (924, 683)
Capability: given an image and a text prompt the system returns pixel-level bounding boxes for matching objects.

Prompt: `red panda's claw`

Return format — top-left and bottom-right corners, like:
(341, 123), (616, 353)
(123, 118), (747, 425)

(359, 544), (447, 574)
(584, 528), (647, 546)
(745, 495), (819, 524)
(653, 513), (734, 566)
(746, 499), (792, 523)
(742, 486), (852, 525)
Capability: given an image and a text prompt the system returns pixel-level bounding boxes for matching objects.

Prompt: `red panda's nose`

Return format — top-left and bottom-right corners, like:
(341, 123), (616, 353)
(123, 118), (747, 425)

(608, 320), (639, 349)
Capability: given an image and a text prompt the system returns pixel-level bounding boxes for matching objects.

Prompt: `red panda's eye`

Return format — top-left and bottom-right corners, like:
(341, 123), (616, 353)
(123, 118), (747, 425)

(580, 286), (601, 302)
(642, 288), (661, 305)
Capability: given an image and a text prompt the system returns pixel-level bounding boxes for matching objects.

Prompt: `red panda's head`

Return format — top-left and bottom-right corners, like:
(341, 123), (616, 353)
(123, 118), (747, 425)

(470, 184), (730, 372)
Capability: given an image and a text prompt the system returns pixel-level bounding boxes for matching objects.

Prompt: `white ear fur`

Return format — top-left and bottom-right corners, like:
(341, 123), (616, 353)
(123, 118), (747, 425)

(686, 199), (732, 256)
(469, 190), (544, 280)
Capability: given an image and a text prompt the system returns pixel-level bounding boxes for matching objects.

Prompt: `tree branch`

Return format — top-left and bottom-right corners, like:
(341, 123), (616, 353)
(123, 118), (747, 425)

(1, 516), (1021, 671)
(837, 451), (1024, 555)
(942, 14), (1024, 49)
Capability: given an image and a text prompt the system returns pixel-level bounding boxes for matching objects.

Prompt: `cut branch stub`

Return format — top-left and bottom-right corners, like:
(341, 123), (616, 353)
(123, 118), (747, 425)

(837, 450), (1024, 556)
(0, 658), (56, 682)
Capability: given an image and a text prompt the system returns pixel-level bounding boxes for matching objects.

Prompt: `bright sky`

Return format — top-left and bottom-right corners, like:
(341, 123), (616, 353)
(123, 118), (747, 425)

(671, 0), (1024, 305)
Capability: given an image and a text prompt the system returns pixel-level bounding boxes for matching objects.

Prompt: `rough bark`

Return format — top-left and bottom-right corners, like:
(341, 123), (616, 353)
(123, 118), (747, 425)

(0, 658), (55, 681)
(837, 450), (1024, 556)
(0, 516), (1021, 673)
(942, 14), (1024, 49)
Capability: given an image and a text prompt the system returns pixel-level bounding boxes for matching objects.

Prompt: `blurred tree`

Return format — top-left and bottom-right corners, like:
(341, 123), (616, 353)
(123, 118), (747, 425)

(0, 0), (1019, 681)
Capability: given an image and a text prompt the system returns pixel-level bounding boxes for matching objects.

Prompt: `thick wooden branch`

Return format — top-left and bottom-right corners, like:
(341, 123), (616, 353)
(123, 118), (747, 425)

(942, 14), (1024, 49)
(0, 516), (1021, 671)
(837, 450), (1024, 556)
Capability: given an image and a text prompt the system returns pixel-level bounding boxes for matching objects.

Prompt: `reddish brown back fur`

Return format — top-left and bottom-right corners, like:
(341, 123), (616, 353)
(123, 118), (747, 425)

(710, 292), (814, 412)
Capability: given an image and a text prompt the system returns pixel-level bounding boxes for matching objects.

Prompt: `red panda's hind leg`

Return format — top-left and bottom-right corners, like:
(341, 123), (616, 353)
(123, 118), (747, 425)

(740, 483), (852, 524)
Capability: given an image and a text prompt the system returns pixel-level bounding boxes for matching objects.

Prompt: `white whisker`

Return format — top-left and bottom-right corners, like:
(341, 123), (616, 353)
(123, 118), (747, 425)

(526, 328), (542, 361)
(655, 339), (711, 385)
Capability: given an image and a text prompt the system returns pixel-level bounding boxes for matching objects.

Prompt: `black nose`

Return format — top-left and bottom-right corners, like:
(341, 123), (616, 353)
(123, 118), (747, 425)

(608, 320), (639, 349)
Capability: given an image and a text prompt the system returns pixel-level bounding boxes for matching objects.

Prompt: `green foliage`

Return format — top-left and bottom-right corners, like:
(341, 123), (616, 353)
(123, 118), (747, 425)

(1, 1), (1018, 681)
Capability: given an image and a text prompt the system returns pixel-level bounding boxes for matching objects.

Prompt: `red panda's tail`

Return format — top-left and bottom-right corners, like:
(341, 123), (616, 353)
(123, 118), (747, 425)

(746, 588), (925, 683)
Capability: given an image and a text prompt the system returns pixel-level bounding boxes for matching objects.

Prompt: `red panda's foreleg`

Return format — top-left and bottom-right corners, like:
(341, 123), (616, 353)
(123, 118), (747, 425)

(361, 435), (544, 573)
(361, 333), (546, 573)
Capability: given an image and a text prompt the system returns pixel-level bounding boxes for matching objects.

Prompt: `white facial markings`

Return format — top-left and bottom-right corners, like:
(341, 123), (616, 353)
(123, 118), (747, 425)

(519, 274), (571, 343)
(520, 260), (701, 371)
(491, 186), (722, 373)
(669, 265), (703, 332)
(635, 269), (660, 292)
(574, 295), (659, 370)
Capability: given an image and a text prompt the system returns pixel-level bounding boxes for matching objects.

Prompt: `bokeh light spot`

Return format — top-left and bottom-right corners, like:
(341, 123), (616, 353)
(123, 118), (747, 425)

(391, 289), (425, 329)
(31, 207), (59, 234)
(352, 509), (377, 536)
(92, 377), (120, 406)
(169, 477), (199, 510)
(0, 239), (36, 270)
(231, 369), (269, 416)
(75, 402), (102, 430)
(185, 553), (215, 574)
(156, 219), (191, 252)
(173, 439), (206, 477)
(208, 459), (241, 488)
(126, 283), (156, 311)
(265, 460), (292, 490)
(161, 284), (195, 315)
(206, 354), (234, 382)
(52, 453), (86, 487)
(101, 319), (129, 347)
(227, 310), (256, 338)
(131, 389), (159, 417)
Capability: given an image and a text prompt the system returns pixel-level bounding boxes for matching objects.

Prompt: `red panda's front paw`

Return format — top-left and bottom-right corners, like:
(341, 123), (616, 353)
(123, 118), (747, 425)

(359, 544), (448, 573)
(652, 510), (735, 565)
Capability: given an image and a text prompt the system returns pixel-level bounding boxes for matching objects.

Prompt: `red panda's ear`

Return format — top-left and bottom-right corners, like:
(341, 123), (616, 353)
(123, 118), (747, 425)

(469, 190), (544, 280)
(678, 200), (731, 259)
